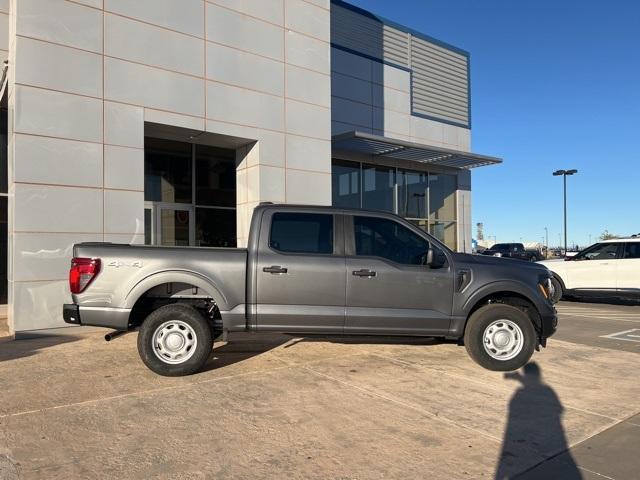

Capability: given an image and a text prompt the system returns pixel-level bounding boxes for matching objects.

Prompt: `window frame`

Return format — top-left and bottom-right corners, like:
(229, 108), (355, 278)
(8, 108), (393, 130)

(345, 212), (450, 268)
(572, 242), (623, 261)
(267, 211), (338, 257)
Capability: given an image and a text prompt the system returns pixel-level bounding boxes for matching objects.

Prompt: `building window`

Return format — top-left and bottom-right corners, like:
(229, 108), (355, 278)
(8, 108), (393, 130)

(331, 159), (360, 208)
(0, 106), (7, 304)
(331, 159), (458, 250)
(144, 137), (237, 248)
(362, 164), (395, 213)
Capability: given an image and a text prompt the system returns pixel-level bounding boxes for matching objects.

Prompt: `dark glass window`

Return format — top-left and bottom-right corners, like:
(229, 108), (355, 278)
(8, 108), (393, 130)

(196, 145), (236, 207)
(144, 137), (192, 203)
(144, 209), (152, 245)
(196, 208), (237, 247)
(332, 160), (360, 208)
(354, 216), (429, 265)
(623, 242), (640, 259)
(362, 164), (395, 212)
(398, 169), (428, 218)
(270, 213), (333, 254)
(0, 108), (7, 194)
(0, 196), (6, 303)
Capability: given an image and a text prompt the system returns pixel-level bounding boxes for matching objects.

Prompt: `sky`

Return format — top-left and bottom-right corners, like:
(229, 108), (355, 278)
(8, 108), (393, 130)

(347, 0), (640, 248)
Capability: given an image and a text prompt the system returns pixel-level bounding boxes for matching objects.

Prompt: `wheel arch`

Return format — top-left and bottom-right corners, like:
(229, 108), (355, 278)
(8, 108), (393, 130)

(124, 271), (228, 311)
(459, 285), (544, 339)
(123, 271), (229, 330)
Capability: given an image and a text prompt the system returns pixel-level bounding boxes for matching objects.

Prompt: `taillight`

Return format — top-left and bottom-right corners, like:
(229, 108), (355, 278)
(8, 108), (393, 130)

(69, 257), (101, 294)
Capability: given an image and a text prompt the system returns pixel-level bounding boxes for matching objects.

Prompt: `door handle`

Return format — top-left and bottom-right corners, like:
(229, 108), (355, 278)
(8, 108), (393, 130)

(263, 265), (288, 274)
(352, 269), (376, 277)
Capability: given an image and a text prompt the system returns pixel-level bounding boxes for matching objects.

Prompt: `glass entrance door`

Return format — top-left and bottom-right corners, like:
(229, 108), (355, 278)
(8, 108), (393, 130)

(159, 207), (193, 246)
(145, 204), (194, 246)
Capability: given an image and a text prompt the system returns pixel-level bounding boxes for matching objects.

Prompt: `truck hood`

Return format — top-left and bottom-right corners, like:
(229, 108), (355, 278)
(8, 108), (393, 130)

(454, 252), (551, 275)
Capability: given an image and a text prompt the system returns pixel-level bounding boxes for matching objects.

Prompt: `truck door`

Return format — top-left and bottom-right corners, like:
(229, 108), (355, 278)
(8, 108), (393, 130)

(255, 210), (346, 333)
(344, 214), (454, 335)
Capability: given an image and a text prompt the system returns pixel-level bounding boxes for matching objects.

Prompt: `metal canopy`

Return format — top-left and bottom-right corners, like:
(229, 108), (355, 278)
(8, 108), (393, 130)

(332, 131), (502, 169)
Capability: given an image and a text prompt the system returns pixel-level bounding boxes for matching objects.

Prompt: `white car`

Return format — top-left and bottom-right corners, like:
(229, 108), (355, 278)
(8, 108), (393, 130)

(538, 236), (640, 303)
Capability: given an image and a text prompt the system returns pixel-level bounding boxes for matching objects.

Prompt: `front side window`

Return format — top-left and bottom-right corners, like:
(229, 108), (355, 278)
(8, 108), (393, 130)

(270, 213), (333, 254)
(354, 216), (430, 265)
(623, 242), (640, 259)
(574, 243), (621, 261)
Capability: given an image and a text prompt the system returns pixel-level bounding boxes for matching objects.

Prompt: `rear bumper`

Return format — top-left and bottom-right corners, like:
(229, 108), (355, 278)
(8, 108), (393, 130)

(63, 304), (131, 330)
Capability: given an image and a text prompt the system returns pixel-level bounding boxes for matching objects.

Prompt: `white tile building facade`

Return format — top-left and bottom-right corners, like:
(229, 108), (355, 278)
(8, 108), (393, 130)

(0, 0), (499, 335)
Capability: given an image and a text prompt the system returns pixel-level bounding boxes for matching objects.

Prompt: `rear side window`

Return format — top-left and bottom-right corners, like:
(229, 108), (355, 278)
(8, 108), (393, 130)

(623, 242), (640, 259)
(269, 212), (333, 254)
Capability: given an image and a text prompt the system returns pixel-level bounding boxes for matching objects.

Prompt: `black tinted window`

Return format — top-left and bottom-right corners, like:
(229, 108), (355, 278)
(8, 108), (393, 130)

(270, 213), (333, 254)
(623, 242), (640, 259)
(354, 216), (430, 265)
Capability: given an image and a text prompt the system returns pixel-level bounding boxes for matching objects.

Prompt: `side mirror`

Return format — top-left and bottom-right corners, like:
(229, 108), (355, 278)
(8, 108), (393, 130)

(426, 247), (446, 268)
(426, 248), (434, 266)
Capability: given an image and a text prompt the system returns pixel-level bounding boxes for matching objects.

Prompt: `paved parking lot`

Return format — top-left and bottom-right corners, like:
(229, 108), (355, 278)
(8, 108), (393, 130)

(1, 300), (639, 479)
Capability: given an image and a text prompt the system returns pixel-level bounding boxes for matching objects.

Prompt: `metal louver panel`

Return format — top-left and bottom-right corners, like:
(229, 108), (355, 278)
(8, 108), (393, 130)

(330, 1), (471, 128)
(331, 4), (409, 67)
(410, 36), (470, 127)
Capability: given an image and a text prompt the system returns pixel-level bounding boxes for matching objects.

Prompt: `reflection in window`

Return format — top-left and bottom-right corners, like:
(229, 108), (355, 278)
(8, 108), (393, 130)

(362, 164), (395, 213)
(160, 209), (190, 246)
(429, 221), (457, 248)
(196, 145), (236, 207)
(429, 174), (457, 221)
(196, 208), (237, 247)
(144, 137), (192, 203)
(331, 160), (360, 208)
(399, 169), (428, 218)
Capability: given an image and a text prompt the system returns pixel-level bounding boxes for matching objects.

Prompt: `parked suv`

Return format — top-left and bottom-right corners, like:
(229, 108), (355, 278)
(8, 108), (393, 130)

(538, 237), (640, 303)
(482, 243), (541, 262)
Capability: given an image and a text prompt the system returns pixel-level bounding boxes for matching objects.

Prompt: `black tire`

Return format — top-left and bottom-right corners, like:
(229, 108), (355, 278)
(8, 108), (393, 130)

(550, 276), (563, 304)
(137, 303), (213, 376)
(464, 304), (536, 372)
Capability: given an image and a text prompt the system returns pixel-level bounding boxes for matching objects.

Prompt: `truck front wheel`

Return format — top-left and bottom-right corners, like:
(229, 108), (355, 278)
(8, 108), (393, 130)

(464, 304), (536, 371)
(137, 303), (213, 376)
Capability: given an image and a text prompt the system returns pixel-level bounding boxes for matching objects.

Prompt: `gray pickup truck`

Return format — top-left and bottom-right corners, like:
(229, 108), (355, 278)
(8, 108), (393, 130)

(63, 204), (557, 376)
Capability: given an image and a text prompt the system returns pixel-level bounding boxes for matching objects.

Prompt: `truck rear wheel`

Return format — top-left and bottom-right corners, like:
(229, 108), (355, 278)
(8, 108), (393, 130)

(464, 304), (536, 372)
(137, 303), (213, 376)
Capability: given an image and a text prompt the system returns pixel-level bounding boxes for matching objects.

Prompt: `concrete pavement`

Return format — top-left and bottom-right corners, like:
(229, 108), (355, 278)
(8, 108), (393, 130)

(0, 301), (639, 479)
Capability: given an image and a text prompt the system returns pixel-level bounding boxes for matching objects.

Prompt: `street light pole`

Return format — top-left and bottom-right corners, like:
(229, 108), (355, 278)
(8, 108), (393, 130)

(553, 169), (578, 256)
(544, 227), (548, 258)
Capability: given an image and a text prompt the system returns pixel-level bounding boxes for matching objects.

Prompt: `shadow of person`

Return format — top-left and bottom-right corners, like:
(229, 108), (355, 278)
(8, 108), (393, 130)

(495, 362), (582, 479)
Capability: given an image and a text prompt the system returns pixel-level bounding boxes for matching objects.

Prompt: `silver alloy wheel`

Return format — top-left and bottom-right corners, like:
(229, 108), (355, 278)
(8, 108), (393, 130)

(152, 320), (198, 364)
(482, 319), (524, 361)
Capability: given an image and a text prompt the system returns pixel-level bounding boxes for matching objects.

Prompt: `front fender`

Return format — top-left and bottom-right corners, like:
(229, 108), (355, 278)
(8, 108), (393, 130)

(123, 270), (230, 311)
(461, 280), (546, 316)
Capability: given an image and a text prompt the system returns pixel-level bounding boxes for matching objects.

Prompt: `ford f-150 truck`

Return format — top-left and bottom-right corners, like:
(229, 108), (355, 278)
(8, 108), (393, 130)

(63, 204), (557, 376)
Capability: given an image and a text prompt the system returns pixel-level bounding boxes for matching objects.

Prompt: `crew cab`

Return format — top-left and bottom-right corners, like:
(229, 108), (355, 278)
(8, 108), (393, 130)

(538, 237), (640, 303)
(482, 243), (541, 262)
(63, 204), (557, 376)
